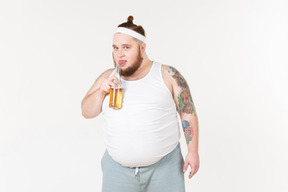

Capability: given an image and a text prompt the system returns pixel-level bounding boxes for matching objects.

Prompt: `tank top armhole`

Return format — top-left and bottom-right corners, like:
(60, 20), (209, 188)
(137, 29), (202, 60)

(158, 63), (174, 95)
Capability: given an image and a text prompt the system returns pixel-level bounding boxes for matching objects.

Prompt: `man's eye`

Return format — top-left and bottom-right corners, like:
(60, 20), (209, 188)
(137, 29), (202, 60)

(114, 47), (118, 50)
(124, 46), (129, 49)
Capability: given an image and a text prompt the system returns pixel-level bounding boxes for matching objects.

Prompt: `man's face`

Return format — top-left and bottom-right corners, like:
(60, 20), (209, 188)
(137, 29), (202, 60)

(112, 33), (144, 77)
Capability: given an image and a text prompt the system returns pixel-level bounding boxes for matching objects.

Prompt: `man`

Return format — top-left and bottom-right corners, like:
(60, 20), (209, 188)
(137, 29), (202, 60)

(81, 16), (199, 192)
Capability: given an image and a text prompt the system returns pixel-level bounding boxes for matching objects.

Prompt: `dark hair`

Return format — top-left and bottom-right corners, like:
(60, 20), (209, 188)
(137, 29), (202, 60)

(118, 16), (146, 37)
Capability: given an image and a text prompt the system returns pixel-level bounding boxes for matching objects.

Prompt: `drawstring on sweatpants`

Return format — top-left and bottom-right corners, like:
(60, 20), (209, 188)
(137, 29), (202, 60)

(135, 167), (139, 177)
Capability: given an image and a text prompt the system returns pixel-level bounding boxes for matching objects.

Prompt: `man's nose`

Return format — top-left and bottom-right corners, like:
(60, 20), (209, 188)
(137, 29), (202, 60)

(118, 49), (124, 57)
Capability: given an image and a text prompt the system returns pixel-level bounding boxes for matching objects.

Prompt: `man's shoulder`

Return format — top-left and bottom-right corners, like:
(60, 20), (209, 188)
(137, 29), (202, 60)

(98, 68), (114, 79)
(161, 64), (171, 71)
(93, 68), (114, 85)
(161, 64), (179, 79)
(104, 68), (115, 75)
(160, 64), (187, 92)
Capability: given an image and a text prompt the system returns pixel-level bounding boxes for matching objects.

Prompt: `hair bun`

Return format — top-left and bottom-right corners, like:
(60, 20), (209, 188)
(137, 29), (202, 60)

(127, 15), (134, 23)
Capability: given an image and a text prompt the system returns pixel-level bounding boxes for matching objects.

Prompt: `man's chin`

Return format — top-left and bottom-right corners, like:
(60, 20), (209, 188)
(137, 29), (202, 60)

(120, 68), (136, 77)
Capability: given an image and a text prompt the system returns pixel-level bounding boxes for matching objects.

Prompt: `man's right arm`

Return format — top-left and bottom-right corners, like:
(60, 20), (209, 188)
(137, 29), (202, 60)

(81, 68), (118, 119)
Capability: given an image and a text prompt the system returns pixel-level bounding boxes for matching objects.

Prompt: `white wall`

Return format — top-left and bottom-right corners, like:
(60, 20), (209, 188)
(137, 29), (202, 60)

(0, 0), (287, 191)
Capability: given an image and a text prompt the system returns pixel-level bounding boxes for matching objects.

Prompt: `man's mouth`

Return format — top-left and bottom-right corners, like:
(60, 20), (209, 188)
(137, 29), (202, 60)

(118, 60), (127, 66)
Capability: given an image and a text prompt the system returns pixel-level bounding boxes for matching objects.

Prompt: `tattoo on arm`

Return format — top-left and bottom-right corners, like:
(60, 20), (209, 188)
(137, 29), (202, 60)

(168, 67), (189, 88)
(178, 88), (194, 114)
(182, 120), (193, 144)
(168, 67), (195, 115)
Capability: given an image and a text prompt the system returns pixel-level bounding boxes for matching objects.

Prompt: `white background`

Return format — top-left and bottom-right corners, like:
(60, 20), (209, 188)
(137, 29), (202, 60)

(1, 0), (287, 191)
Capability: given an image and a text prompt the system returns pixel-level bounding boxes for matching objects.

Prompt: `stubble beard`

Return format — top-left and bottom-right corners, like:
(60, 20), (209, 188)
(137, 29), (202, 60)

(113, 49), (143, 77)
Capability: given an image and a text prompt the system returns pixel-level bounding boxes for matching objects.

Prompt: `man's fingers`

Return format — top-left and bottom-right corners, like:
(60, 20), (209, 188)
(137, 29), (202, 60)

(100, 75), (121, 95)
(189, 167), (195, 179)
(101, 84), (109, 94)
(109, 81), (117, 88)
(109, 76), (119, 88)
(189, 165), (200, 179)
(110, 76), (119, 83)
(183, 161), (189, 172)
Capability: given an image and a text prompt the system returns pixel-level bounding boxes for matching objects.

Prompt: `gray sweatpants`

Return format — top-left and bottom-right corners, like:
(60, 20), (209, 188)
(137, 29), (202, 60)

(101, 143), (185, 192)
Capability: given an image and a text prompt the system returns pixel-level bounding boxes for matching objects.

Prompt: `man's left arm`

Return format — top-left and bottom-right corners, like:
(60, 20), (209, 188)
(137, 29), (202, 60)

(165, 66), (200, 179)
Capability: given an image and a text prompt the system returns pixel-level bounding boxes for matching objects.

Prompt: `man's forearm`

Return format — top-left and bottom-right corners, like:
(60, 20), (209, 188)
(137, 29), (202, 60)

(187, 119), (198, 153)
(81, 88), (106, 119)
(182, 115), (199, 153)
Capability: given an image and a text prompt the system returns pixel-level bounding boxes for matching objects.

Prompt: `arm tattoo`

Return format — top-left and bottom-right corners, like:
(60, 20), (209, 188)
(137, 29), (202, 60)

(168, 67), (189, 88)
(168, 67), (195, 115)
(182, 120), (193, 144)
(178, 88), (194, 114)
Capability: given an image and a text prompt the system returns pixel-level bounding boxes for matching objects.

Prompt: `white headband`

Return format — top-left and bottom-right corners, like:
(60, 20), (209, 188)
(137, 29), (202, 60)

(114, 27), (146, 42)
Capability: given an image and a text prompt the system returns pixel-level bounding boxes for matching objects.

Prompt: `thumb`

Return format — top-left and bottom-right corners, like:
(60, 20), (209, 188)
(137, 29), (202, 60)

(183, 160), (189, 172)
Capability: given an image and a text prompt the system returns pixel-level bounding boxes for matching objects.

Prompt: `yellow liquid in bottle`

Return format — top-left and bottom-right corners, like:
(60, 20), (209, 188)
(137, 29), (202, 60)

(114, 88), (123, 109)
(109, 88), (114, 108)
(109, 87), (123, 109)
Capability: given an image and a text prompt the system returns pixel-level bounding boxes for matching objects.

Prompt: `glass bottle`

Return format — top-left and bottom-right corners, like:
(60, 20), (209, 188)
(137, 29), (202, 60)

(109, 65), (123, 109)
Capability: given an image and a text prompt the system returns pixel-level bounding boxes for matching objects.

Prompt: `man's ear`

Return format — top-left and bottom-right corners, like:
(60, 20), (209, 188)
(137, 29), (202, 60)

(141, 43), (146, 53)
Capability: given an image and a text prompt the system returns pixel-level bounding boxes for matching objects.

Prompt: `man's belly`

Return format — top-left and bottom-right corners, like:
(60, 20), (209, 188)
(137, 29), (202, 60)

(105, 139), (179, 167)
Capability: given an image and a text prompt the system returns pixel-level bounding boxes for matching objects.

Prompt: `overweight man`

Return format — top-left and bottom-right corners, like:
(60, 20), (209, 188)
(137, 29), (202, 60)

(81, 16), (199, 192)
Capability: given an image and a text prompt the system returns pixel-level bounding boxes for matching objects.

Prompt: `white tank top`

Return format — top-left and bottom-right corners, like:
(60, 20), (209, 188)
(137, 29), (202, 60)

(102, 61), (180, 167)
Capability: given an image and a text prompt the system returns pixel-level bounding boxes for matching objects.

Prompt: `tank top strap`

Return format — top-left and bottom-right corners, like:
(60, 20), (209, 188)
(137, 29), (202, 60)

(147, 61), (162, 81)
